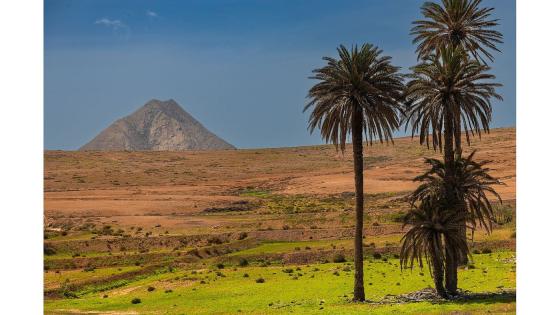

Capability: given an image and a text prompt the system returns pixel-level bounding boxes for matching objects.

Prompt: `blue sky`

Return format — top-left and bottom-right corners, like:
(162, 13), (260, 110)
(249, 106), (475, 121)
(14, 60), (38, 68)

(45, 0), (515, 150)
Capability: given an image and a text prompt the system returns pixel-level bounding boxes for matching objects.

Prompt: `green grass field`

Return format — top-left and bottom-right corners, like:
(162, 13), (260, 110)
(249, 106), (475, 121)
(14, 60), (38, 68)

(45, 252), (515, 314)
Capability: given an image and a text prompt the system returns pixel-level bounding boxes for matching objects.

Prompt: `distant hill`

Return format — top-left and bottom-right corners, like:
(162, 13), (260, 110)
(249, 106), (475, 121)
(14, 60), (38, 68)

(80, 99), (235, 151)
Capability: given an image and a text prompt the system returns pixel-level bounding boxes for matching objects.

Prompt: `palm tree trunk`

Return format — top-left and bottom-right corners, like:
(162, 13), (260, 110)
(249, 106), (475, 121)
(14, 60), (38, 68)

(351, 109), (366, 302)
(443, 109), (459, 294)
(444, 237), (458, 295)
(454, 116), (468, 266)
(432, 241), (447, 298)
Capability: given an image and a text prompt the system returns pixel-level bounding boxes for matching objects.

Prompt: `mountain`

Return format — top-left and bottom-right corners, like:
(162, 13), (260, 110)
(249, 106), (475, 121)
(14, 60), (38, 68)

(79, 99), (235, 151)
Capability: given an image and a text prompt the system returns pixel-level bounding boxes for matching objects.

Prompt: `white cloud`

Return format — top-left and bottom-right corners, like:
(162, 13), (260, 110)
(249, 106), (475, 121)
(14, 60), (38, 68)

(94, 18), (127, 30)
(146, 10), (158, 18)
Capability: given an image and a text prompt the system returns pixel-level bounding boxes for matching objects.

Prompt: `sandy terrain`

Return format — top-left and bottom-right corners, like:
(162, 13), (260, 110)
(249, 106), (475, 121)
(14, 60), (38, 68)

(45, 128), (515, 232)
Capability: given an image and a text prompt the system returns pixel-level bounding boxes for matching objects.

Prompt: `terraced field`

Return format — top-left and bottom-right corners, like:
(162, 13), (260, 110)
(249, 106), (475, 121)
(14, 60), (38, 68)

(44, 128), (516, 314)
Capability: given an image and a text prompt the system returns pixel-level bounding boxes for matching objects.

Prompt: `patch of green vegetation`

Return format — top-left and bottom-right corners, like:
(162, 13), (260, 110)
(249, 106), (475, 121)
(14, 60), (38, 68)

(494, 203), (516, 226)
(45, 252), (515, 314)
(363, 155), (391, 169)
(262, 194), (349, 214)
(237, 187), (272, 198)
(227, 240), (350, 257)
(44, 266), (141, 290)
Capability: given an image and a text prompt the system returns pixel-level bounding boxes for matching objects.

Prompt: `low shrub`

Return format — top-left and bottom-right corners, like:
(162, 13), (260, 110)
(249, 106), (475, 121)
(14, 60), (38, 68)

(44, 245), (56, 256)
(238, 258), (249, 267)
(482, 248), (492, 254)
(147, 286), (155, 292)
(131, 298), (141, 304)
(207, 237), (223, 245)
(333, 253), (346, 263)
(238, 232), (248, 240)
(373, 252), (382, 259)
(216, 263), (225, 269)
(255, 277), (265, 283)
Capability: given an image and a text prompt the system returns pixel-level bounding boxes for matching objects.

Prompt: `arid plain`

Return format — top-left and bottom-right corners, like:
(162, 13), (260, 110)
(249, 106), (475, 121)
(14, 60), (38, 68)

(44, 127), (515, 314)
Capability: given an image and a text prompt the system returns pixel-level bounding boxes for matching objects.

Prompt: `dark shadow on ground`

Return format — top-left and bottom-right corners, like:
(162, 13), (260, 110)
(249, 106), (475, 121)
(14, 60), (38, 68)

(373, 288), (516, 306)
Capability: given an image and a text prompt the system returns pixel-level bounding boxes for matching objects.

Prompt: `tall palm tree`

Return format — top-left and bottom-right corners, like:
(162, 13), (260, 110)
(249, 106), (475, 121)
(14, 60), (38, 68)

(404, 44), (500, 246)
(411, 0), (503, 64)
(400, 197), (468, 298)
(305, 44), (404, 301)
(409, 152), (502, 294)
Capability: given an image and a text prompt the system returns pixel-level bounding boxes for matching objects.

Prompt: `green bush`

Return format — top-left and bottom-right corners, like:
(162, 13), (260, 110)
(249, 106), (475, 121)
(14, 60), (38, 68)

(373, 252), (382, 259)
(216, 263), (225, 269)
(131, 298), (141, 304)
(255, 277), (265, 283)
(238, 258), (249, 267)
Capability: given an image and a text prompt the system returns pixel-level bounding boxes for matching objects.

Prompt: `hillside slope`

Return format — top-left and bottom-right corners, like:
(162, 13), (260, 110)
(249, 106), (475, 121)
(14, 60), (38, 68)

(80, 99), (235, 151)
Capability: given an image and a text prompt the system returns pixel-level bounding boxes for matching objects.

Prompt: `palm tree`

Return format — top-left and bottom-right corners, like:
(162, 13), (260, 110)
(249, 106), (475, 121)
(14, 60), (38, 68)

(408, 152), (502, 294)
(411, 0), (503, 179)
(400, 197), (468, 298)
(404, 45), (500, 263)
(411, 0), (503, 64)
(305, 44), (404, 301)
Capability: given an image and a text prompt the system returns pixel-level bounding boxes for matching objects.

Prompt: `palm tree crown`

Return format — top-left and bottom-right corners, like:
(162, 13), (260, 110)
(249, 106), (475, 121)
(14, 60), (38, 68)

(404, 45), (502, 151)
(411, 0), (503, 63)
(305, 44), (404, 152)
(400, 198), (467, 298)
(411, 151), (502, 233)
